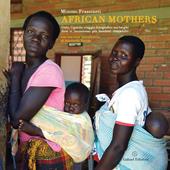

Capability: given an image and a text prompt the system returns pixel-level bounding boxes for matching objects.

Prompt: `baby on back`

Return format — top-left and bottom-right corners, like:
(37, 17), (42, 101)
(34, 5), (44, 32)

(18, 82), (94, 163)
(145, 112), (169, 138)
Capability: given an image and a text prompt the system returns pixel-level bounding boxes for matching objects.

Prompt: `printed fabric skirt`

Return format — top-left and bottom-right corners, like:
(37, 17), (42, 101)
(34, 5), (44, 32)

(19, 138), (73, 170)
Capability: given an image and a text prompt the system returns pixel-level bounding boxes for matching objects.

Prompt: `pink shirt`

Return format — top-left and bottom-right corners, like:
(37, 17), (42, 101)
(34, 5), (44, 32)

(20, 59), (65, 151)
(26, 59), (65, 110)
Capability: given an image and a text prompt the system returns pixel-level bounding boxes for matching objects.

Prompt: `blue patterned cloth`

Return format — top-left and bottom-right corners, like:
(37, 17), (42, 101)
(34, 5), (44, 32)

(94, 103), (168, 170)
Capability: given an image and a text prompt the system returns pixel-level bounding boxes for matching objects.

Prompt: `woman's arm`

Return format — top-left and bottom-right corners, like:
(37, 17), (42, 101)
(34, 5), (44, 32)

(8, 63), (55, 128)
(8, 62), (24, 123)
(11, 86), (54, 128)
(95, 124), (133, 170)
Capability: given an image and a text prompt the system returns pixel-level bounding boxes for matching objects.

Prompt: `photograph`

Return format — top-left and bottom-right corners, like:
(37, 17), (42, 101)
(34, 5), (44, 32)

(0, 0), (170, 169)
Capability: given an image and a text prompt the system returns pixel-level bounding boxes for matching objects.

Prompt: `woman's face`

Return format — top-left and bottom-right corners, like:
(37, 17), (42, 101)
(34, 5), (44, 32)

(64, 91), (86, 114)
(108, 40), (137, 75)
(23, 16), (54, 58)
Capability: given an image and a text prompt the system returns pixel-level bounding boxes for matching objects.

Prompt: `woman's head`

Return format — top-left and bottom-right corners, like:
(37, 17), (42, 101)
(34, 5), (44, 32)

(23, 11), (60, 41)
(23, 11), (60, 58)
(109, 35), (145, 75)
(64, 82), (90, 114)
(118, 35), (145, 60)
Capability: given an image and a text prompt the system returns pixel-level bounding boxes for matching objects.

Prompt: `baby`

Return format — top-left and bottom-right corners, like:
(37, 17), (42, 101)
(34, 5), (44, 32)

(18, 82), (94, 163)
(144, 112), (169, 138)
(19, 82), (90, 137)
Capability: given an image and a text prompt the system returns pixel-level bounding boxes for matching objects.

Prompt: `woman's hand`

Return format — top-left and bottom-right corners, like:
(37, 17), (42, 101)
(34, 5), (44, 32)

(18, 119), (44, 137)
(95, 124), (133, 170)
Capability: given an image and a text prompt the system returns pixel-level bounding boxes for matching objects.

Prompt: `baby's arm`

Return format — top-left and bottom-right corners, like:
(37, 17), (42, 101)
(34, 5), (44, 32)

(19, 120), (45, 138)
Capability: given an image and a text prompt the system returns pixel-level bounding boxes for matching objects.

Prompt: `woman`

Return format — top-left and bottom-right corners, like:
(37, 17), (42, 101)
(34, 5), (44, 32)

(8, 11), (73, 169)
(94, 35), (168, 170)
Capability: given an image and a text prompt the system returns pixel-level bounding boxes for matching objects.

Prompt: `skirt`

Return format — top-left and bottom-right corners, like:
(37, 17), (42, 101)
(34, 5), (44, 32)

(19, 138), (73, 170)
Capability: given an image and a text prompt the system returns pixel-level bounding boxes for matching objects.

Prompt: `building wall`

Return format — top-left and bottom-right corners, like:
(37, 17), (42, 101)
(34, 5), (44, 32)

(11, 0), (170, 129)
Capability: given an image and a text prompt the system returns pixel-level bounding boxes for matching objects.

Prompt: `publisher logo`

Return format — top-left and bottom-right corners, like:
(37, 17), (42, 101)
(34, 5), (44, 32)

(132, 151), (137, 157)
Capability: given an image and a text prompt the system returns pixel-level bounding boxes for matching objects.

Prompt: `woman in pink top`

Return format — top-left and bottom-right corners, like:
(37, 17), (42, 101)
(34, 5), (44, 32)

(8, 11), (73, 170)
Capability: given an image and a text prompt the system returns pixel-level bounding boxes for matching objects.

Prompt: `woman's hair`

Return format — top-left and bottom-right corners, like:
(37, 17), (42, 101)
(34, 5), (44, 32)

(119, 35), (145, 60)
(23, 11), (60, 41)
(66, 82), (90, 103)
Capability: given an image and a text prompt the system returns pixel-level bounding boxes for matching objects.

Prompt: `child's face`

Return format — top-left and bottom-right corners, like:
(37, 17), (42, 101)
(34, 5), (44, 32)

(23, 16), (54, 58)
(108, 40), (137, 75)
(64, 91), (86, 114)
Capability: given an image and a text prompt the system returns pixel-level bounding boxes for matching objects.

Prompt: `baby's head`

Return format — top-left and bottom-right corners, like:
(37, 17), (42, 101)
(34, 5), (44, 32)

(145, 112), (169, 138)
(64, 82), (90, 114)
